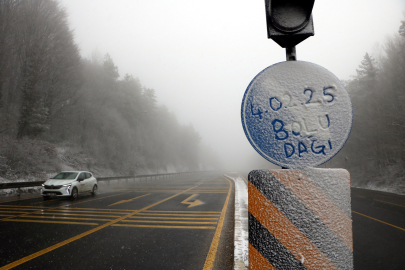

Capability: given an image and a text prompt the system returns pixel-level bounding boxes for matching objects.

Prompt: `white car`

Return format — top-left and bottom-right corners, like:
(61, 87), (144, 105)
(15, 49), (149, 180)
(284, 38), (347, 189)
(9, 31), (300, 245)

(41, 171), (97, 200)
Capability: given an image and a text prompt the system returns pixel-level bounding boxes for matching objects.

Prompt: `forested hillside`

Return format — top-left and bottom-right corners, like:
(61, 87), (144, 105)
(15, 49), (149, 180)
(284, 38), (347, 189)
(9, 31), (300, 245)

(330, 19), (405, 192)
(0, 0), (219, 180)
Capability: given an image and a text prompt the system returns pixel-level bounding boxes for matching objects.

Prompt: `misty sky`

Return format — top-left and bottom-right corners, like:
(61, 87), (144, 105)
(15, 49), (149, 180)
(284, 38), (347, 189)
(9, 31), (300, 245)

(59, 0), (404, 171)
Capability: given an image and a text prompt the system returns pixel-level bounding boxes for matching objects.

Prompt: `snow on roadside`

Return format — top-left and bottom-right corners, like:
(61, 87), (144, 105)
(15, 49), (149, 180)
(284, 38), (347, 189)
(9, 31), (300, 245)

(224, 173), (248, 270)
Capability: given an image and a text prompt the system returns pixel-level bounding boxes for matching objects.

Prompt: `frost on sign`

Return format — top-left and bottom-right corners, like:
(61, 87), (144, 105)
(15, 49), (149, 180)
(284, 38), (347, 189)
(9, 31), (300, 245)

(241, 61), (352, 168)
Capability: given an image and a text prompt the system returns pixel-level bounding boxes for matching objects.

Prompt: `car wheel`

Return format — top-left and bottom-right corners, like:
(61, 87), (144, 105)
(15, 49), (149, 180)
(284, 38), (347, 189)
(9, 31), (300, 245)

(71, 187), (78, 200)
(91, 185), (97, 196)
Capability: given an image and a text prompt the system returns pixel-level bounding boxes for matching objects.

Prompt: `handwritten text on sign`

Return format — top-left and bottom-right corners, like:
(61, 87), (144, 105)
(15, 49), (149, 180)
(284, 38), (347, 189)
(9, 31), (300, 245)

(241, 61), (352, 168)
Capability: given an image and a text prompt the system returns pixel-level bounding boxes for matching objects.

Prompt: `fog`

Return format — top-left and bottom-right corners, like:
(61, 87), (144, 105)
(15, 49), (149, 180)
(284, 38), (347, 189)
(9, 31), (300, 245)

(58, 0), (404, 171)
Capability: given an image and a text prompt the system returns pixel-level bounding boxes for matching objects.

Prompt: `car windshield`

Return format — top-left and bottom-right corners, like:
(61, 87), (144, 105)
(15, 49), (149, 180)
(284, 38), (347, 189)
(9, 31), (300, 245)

(51, 172), (78, 180)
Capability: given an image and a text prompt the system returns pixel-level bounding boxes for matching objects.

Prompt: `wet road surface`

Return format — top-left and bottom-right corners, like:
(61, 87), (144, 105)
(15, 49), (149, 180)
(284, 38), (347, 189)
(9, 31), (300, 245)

(0, 173), (234, 270)
(352, 187), (405, 270)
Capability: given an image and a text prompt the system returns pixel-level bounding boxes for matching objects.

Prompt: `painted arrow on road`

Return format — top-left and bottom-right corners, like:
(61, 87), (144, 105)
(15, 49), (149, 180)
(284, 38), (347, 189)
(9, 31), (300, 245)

(181, 194), (203, 208)
(109, 193), (151, 206)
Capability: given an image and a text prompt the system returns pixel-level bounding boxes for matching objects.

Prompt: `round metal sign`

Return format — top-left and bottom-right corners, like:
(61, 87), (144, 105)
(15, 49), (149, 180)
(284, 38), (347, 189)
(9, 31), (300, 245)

(241, 61), (352, 168)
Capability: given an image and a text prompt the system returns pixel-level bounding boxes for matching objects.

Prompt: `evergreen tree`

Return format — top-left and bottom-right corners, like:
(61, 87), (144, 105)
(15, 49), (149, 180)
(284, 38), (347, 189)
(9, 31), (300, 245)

(0, 0), (218, 178)
(399, 20), (405, 37)
(356, 53), (378, 82)
(102, 54), (119, 81)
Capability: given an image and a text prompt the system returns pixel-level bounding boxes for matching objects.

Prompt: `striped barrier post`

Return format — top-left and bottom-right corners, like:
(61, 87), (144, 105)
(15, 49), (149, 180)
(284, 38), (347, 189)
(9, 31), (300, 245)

(248, 168), (353, 270)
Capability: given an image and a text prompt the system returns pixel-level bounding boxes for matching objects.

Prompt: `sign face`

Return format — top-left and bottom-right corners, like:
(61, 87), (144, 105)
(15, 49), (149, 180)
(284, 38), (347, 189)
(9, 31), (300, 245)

(241, 61), (352, 168)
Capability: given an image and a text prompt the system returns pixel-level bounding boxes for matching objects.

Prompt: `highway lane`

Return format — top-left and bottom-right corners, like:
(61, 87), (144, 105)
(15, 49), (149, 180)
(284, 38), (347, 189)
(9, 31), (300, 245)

(352, 188), (405, 269)
(0, 173), (234, 270)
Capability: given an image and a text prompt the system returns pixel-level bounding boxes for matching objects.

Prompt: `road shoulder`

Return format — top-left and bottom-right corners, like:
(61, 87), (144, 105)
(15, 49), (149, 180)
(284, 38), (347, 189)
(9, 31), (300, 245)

(224, 173), (248, 270)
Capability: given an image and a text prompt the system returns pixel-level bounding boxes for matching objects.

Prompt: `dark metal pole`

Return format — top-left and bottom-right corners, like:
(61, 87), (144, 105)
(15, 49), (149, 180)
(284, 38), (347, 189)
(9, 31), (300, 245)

(286, 46), (296, 61)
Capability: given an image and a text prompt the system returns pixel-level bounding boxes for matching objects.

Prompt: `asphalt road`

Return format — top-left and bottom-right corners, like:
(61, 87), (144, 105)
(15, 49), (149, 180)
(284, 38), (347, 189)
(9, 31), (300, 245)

(352, 187), (405, 270)
(0, 173), (234, 270)
(3, 171), (404, 270)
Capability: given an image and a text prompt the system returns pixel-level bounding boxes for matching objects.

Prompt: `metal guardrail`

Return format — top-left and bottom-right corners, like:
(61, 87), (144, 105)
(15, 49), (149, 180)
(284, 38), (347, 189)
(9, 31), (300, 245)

(0, 171), (208, 190)
(0, 181), (45, 189)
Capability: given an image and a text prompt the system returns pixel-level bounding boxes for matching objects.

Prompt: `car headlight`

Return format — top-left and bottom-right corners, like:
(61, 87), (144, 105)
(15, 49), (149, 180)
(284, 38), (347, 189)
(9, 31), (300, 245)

(42, 184), (45, 187)
(63, 184), (72, 194)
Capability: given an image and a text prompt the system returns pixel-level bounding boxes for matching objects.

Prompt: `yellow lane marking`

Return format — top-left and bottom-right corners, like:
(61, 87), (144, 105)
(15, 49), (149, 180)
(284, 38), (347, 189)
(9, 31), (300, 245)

(128, 216), (218, 220)
(0, 208), (42, 212)
(41, 210), (131, 215)
(194, 186), (229, 188)
(353, 211), (405, 232)
(144, 210), (221, 213)
(192, 189), (229, 191)
(2, 219), (98, 226)
(198, 191), (228, 194)
(194, 188), (229, 190)
(191, 191), (228, 193)
(189, 187), (229, 189)
(189, 188), (228, 192)
(195, 188), (228, 193)
(375, 199), (405, 208)
(127, 190), (192, 193)
(197, 186), (230, 187)
(61, 207), (134, 212)
(22, 215), (113, 222)
(0, 190), (133, 221)
(135, 213), (219, 217)
(0, 182), (204, 270)
(120, 220), (217, 225)
(108, 193), (151, 206)
(131, 188), (190, 190)
(121, 186), (163, 189)
(203, 177), (232, 270)
(189, 190), (228, 191)
(357, 195), (365, 198)
(126, 190), (227, 193)
(58, 190), (135, 207)
(0, 205), (48, 209)
(0, 214), (13, 216)
(224, 173), (249, 186)
(0, 210), (30, 214)
(33, 212), (122, 218)
(181, 194), (203, 208)
(190, 191), (228, 193)
(111, 224), (215, 229)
